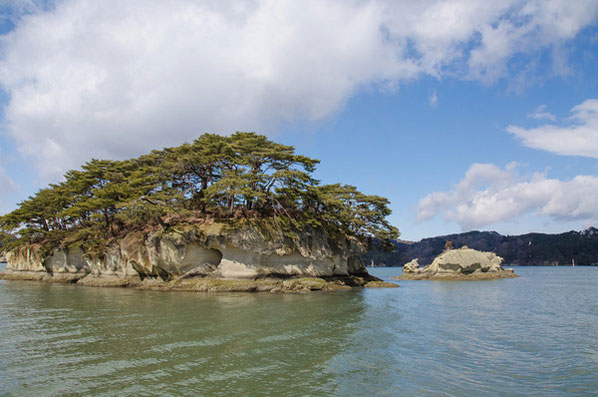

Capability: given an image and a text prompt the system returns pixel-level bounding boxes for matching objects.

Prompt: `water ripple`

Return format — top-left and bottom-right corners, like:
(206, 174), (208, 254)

(1, 268), (597, 395)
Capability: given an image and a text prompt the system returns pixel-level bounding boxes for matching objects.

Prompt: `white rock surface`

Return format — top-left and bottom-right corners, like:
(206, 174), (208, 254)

(397, 247), (516, 280)
(2, 223), (368, 282)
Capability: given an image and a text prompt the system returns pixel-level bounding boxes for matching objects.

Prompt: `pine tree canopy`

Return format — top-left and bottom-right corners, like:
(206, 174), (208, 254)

(0, 132), (399, 251)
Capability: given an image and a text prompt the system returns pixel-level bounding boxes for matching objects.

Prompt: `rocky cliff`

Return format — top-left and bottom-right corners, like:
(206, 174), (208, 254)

(0, 222), (395, 292)
(393, 247), (517, 280)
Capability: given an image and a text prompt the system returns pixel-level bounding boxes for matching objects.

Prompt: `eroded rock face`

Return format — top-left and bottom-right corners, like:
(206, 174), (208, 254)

(394, 247), (517, 280)
(402, 259), (419, 273)
(0, 223), (378, 291)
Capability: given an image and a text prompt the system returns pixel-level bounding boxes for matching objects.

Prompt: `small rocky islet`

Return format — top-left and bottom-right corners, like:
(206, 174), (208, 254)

(0, 133), (398, 292)
(393, 246), (517, 280)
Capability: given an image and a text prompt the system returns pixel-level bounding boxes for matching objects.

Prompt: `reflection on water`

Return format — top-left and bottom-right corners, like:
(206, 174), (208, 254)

(1, 266), (597, 396)
(0, 282), (367, 395)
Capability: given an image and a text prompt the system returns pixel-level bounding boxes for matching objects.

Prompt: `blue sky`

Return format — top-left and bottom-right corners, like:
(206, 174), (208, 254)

(0, 0), (597, 240)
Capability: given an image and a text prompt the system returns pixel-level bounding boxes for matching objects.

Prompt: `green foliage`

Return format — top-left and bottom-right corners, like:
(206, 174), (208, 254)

(309, 184), (398, 244)
(0, 132), (399, 251)
(0, 230), (16, 252)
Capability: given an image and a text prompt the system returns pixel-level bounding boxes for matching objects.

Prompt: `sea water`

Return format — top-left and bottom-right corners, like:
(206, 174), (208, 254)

(1, 264), (597, 396)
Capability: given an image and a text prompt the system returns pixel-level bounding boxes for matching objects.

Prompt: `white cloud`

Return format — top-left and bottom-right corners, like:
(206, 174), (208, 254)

(528, 104), (556, 121)
(0, 166), (17, 192)
(429, 90), (438, 107)
(508, 99), (598, 158)
(0, 0), (597, 179)
(0, 157), (18, 214)
(417, 163), (598, 230)
(0, 0), (46, 19)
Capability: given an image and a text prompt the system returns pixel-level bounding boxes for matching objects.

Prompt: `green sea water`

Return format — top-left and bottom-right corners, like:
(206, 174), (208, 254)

(1, 264), (597, 396)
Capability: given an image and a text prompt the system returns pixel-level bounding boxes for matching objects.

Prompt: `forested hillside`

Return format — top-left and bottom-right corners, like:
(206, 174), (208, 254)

(364, 228), (598, 266)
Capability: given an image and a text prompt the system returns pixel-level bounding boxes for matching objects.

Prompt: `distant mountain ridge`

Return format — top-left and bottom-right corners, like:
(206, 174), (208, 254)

(364, 227), (598, 266)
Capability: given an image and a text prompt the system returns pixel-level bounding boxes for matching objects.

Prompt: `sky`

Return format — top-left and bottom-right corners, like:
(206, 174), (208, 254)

(0, 0), (597, 241)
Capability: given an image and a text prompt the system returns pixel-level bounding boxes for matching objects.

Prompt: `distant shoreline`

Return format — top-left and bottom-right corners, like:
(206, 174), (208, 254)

(364, 227), (598, 267)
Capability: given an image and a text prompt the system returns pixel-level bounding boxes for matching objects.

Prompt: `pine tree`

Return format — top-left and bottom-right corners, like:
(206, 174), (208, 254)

(0, 132), (399, 251)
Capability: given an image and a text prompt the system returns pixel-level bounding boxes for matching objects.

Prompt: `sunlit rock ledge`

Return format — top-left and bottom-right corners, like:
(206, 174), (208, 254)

(0, 223), (397, 292)
(392, 247), (517, 281)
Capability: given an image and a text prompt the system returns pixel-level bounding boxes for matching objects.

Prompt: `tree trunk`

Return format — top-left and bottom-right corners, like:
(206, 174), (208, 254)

(103, 209), (110, 230)
(199, 179), (208, 214)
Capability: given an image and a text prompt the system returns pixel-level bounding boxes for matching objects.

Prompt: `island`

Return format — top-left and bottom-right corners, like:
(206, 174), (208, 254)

(392, 246), (517, 280)
(0, 132), (398, 292)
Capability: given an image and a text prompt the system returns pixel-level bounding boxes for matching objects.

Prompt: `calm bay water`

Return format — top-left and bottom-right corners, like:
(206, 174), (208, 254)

(1, 264), (597, 396)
